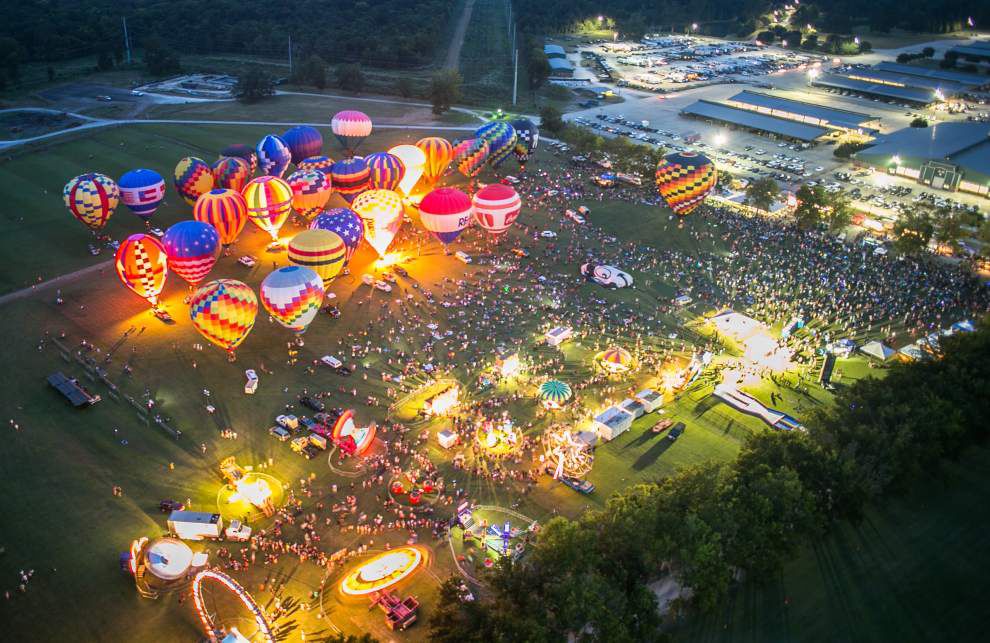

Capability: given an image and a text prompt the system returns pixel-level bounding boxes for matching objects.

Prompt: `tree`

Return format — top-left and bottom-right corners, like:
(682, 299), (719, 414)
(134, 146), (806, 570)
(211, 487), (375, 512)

(793, 184), (828, 230)
(756, 30), (775, 44)
(429, 70), (462, 115)
(395, 76), (414, 98)
(294, 55), (326, 89)
(567, 125), (602, 156)
(233, 66), (275, 102)
(893, 206), (934, 254)
(97, 50), (114, 72)
(802, 34), (819, 50)
(526, 45), (551, 89)
(834, 140), (868, 158)
(978, 218), (990, 245)
(143, 37), (180, 76)
(824, 191), (853, 232)
(859, 40), (872, 53)
(910, 117), (929, 128)
(46, 66), (55, 82)
(934, 209), (965, 254)
(745, 177), (780, 212)
(539, 104), (565, 135)
(336, 63), (365, 92)
(922, 46), (935, 57)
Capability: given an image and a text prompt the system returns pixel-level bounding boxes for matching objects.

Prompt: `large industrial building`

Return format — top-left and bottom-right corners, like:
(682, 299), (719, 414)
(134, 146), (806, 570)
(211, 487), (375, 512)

(946, 40), (990, 65)
(548, 57), (574, 77)
(812, 62), (989, 105)
(853, 121), (990, 198)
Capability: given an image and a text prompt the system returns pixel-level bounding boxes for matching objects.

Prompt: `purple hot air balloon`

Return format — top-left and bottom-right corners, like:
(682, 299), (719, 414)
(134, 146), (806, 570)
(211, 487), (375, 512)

(282, 126), (324, 165)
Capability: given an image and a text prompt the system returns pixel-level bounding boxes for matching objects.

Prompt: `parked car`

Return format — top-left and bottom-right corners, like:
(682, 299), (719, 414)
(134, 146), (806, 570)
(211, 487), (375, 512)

(300, 396), (324, 412)
(269, 426), (291, 441)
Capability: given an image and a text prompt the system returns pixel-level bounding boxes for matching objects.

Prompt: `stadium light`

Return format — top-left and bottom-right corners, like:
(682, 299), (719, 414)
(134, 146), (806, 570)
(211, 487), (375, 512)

(891, 155), (901, 166)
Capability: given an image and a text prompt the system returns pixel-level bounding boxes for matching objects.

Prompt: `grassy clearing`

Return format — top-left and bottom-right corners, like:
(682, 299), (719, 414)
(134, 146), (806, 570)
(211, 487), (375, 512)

(458, 0), (514, 104)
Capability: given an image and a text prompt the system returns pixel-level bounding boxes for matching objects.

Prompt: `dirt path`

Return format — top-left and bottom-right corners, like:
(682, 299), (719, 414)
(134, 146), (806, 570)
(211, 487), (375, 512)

(444, 0), (476, 70)
(0, 259), (111, 307)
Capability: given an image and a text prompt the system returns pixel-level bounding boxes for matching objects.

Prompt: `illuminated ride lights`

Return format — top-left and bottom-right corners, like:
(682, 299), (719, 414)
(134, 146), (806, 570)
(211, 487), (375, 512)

(339, 546), (425, 597)
(332, 409), (376, 456)
(191, 569), (275, 643)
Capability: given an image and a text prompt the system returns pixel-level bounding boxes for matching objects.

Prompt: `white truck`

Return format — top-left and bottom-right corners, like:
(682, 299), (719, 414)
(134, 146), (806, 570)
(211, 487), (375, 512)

(167, 511), (223, 541)
(225, 519), (252, 542)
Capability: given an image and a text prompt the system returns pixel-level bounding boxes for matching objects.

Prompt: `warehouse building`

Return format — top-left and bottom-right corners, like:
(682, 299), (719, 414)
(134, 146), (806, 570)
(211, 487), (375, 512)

(548, 57), (574, 77)
(946, 40), (990, 65)
(681, 99), (830, 142)
(544, 44), (567, 59)
(872, 61), (989, 89)
(724, 90), (879, 134)
(811, 72), (940, 105)
(853, 121), (990, 197)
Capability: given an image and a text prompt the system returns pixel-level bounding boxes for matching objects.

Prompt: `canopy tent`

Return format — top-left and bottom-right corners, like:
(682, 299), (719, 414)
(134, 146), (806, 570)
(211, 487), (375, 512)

(861, 340), (895, 361)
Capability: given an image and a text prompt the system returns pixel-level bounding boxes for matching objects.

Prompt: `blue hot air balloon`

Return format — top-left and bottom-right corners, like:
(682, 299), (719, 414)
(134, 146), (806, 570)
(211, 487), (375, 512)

(162, 220), (221, 286)
(310, 207), (363, 262)
(257, 134), (292, 178)
(118, 168), (166, 222)
(282, 126), (324, 165)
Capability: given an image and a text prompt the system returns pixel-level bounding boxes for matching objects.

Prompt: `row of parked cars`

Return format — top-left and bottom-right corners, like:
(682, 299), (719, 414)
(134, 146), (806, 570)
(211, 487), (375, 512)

(270, 401), (345, 459)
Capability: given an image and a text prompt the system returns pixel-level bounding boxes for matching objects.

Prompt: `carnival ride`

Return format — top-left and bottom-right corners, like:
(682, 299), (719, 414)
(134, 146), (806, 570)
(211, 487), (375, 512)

(191, 569), (275, 643)
(219, 457), (275, 518)
(712, 384), (803, 431)
(474, 416), (519, 457)
(339, 546), (425, 597)
(543, 427), (595, 480)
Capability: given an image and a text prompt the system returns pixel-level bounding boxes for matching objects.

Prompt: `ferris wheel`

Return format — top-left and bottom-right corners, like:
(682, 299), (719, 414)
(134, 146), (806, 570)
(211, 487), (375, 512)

(191, 569), (276, 643)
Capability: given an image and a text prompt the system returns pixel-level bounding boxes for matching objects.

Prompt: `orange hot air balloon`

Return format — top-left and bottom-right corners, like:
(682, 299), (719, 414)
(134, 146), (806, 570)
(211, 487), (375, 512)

(189, 279), (258, 355)
(415, 137), (453, 187)
(114, 233), (168, 307)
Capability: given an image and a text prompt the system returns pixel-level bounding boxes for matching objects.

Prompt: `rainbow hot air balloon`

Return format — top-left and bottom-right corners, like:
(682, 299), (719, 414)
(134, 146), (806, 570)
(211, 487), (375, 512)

(189, 279), (258, 356)
(287, 169), (333, 220)
(388, 144), (427, 196)
(655, 151), (717, 217)
(114, 233), (168, 307)
(365, 152), (405, 192)
(212, 156), (251, 192)
(174, 157), (215, 207)
(415, 137), (453, 188)
(352, 189), (403, 258)
(311, 208), (363, 261)
(510, 118), (539, 169)
(64, 173), (120, 233)
(454, 138), (490, 179)
(257, 134), (292, 178)
(330, 110), (372, 156)
(329, 157), (371, 204)
(418, 187), (472, 245)
(242, 176), (292, 242)
(162, 220), (221, 286)
(118, 169), (166, 223)
(282, 125), (324, 165)
(297, 155), (335, 174)
(221, 144), (258, 175)
(475, 121), (517, 168)
(473, 183), (522, 237)
(193, 189), (248, 247)
(261, 266), (325, 333)
(287, 229), (347, 283)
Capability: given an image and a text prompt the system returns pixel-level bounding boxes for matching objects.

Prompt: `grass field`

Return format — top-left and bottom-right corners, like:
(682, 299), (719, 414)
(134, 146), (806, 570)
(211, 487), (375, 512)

(458, 0), (514, 104)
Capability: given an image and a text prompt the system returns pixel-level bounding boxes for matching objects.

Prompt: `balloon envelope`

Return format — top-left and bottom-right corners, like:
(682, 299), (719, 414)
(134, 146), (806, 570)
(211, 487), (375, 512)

(260, 266), (325, 333)
(174, 157), (215, 207)
(282, 126), (324, 165)
(353, 189), (404, 258)
(473, 183), (522, 236)
(162, 220), (221, 286)
(212, 156), (251, 192)
(297, 156), (335, 173)
(510, 118), (539, 166)
(193, 188), (248, 246)
(415, 137), (453, 186)
(418, 187), (472, 244)
(119, 169), (166, 221)
(287, 169), (333, 220)
(331, 110), (372, 154)
(114, 233), (168, 306)
(329, 157), (371, 204)
(474, 121), (517, 168)
(454, 138), (489, 178)
(189, 279), (258, 353)
(654, 151), (717, 216)
(388, 144), (427, 196)
(311, 208), (363, 260)
(257, 134), (292, 178)
(221, 144), (258, 175)
(64, 173), (120, 232)
(365, 152), (405, 192)
(242, 176), (292, 241)
(287, 229), (347, 283)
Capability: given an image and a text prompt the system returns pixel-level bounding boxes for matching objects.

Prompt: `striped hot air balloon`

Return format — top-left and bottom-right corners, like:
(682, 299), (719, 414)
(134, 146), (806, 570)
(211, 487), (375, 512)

(287, 169), (333, 220)
(288, 229), (347, 283)
(418, 187), (472, 245)
(221, 144), (258, 175)
(538, 380), (572, 409)
(311, 208), (363, 261)
(193, 189), (248, 247)
(472, 183), (521, 237)
(189, 279), (258, 355)
(330, 110), (372, 155)
(365, 152), (405, 192)
(596, 347), (634, 373)
(119, 168), (166, 222)
(64, 173), (120, 232)
(242, 176), (292, 242)
(415, 137), (454, 187)
(260, 265), (325, 333)
(297, 155), (335, 174)
(212, 156), (251, 192)
(257, 134), (291, 178)
(174, 157), (215, 207)
(114, 233), (168, 307)
(329, 157), (371, 204)
(282, 126), (324, 165)
(655, 151), (717, 217)
(162, 220), (221, 286)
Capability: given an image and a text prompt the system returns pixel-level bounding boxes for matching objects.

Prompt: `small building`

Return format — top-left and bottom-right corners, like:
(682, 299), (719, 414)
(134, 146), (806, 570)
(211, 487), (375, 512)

(619, 398), (646, 419)
(47, 372), (100, 407)
(437, 429), (457, 449)
(634, 389), (664, 413)
(545, 326), (573, 346)
(548, 57), (574, 78)
(544, 44), (567, 59)
(593, 406), (634, 441)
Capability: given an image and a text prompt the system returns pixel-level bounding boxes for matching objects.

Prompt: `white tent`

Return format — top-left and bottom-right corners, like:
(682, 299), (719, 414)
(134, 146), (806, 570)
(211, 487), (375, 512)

(861, 340), (895, 361)
(899, 344), (926, 361)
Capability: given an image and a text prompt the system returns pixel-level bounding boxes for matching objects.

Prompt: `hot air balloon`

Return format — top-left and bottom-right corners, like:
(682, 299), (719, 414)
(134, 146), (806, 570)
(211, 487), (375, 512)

(330, 110), (372, 156)
(287, 169), (333, 220)
(193, 189), (248, 247)
(655, 151), (717, 217)
(220, 144), (258, 175)
(418, 187), (472, 245)
(388, 144), (427, 196)
(453, 138), (490, 180)
(329, 157), (371, 204)
(174, 157), (215, 207)
(242, 176), (292, 242)
(257, 134), (291, 178)
(473, 183), (521, 237)
(297, 155), (335, 174)
(365, 152), (405, 192)
(415, 137), (453, 188)
(64, 173), (120, 233)
(162, 220), (221, 286)
(510, 118), (539, 169)
(287, 229), (347, 283)
(118, 169), (166, 223)
(282, 125), (324, 165)
(474, 121), (517, 168)
(311, 208), (363, 261)
(260, 266), (325, 333)
(212, 156), (251, 192)
(352, 189), (403, 258)
(114, 233), (168, 307)
(189, 279), (258, 356)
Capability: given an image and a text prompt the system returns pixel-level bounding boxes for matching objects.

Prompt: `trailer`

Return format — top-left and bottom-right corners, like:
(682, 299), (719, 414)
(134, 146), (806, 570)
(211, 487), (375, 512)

(167, 511), (223, 541)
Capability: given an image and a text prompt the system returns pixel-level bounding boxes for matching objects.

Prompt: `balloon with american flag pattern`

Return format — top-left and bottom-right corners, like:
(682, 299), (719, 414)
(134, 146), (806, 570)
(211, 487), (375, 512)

(114, 233), (168, 307)
(310, 208), (363, 262)
(260, 266), (325, 333)
(472, 183), (521, 237)
(118, 168), (166, 222)
(162, 220), (221, 286)
(189, 279), (258, 356)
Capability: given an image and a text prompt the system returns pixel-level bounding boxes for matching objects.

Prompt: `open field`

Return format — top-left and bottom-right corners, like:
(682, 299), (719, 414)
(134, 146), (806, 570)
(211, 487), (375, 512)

(458, 0), (514, 104)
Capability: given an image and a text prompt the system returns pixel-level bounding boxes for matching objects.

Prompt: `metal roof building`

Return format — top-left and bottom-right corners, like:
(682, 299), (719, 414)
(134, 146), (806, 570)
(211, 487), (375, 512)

(854, 121), (990, 197)
(48, 372), (100, 407)
(544, 44), (566, 58)
(725, 90), (878, 132)
(841, 68), (965, 95)
(811, 73), (938, 105)
(548, 57), (574, 76)
(873, 61), (988, 87)
(681, 99), (828, 141)
(947, 40), (990, 63)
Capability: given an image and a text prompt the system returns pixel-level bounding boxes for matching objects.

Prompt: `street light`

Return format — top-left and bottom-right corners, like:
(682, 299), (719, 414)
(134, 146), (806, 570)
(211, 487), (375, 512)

(891, 155), (901, 166)
(807, 67), (820, 84)
(691, 23), (699, 31)
(598, 15), (604, 23)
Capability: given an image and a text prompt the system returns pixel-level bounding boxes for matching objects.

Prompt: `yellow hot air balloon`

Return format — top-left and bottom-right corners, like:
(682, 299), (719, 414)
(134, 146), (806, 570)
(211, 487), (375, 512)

(352, 189), (404, 258)
(415, 137), (453, 188)
(287, 229), (347, 283)
(189, 279), (258, 356)
(242, 176), (292, 242)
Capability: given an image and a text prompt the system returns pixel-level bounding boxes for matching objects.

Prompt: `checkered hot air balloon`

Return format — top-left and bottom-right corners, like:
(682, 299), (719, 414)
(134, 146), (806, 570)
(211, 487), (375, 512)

(418, 187), (472, 245)
(538, 380), (572, 408)
(655, 151), (717, 217)
(365, 152), (406, 192)
(260, 265), (325, 333)
(282, 126), (324, 165)
(287, 229), (347, 283)
(310, 208), (363, 261)
(174, 157), (215, 207)
(287, 169), (333, 220)
(472, 183), (521, 237)
(162, 220), (221, 286)
(297, 156), (335, 173)
(221, 144), (258, 175)
(189, 279), (258, 355)
(193, 189), (248, 247)
(63, 173), (120, 232)
(331, 110), (372, 156)
(257, 134), (292, 178)
(118, 169), (166, 222)
(212, 156), (251, 192)
(415, 137), (453, 187)
(474, 121), (517, 168)
(242, 176), (292, 242)
(352, 189), (404, 258)
(114, 233), (168, 307)
(329, 157), (371, 204)
(453, 138), (490, 179)
(510, 118), (539, 169)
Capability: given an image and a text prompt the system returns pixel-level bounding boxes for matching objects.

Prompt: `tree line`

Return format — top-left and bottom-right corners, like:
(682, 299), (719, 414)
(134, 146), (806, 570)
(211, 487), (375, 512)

(429, 318), (990, 641)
